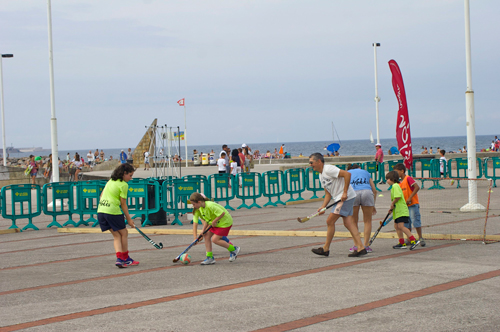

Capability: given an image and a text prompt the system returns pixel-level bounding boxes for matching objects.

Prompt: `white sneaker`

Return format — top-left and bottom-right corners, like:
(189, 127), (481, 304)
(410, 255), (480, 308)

(200, 257), (215, 265)
(229, 246), (240, 262)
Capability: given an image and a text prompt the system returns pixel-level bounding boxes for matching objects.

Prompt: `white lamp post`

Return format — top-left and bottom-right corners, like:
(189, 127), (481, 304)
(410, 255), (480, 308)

(372, 43), (381, 145)
(47, 0), (60, 182)
(0, 54), (13, 167)
(460, 0), (484, 211)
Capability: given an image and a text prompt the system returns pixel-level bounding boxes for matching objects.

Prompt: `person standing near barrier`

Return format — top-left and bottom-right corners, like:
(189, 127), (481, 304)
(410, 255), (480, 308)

(375, 143), (385, 184)
(309, 153), (366, 257)
(218, 152), (227, 174)
(393, 163), (426, 247)
(385, 171), (420, 250)
(347, 164), (377, 253)
(439, 150), (447, 177)
(190, 192), (240, 265)
(97, 163), (138, 268)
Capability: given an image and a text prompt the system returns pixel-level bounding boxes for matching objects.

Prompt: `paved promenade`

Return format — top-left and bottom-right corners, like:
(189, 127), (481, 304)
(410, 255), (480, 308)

(1, 165), (499, 331)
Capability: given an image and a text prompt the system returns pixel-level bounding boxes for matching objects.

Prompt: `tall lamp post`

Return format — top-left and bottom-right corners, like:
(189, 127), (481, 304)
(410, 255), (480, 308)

(0, 54), (13, 167)
(460, 0), (484, 211)
(47, 0), (60, 182)
(372, 43), (381, 145)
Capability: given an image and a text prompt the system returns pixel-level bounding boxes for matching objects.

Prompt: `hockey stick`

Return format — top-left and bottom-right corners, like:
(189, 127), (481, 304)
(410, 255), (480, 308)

(135, 226), (163, 249)
(173, 226), (212, 263)
(368, 210), (392, 246)
(297, 200), (341, 223)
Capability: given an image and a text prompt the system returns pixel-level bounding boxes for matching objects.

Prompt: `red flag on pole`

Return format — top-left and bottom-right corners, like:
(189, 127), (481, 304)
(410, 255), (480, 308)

(388, 60), (413, 170)
(177, 98), (185, 106)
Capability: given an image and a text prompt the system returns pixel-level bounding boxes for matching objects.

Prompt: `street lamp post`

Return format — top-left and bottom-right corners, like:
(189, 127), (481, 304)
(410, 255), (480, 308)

(372, 43), (381, 145)
(0, 54), (13, 167)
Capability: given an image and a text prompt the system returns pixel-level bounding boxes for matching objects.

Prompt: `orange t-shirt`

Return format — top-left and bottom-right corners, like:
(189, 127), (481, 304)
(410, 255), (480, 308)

(399, 175), (419, 206)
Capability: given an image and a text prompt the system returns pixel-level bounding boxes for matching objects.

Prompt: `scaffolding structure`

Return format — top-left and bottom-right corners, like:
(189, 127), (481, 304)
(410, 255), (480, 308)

(146, 124), (182, 179)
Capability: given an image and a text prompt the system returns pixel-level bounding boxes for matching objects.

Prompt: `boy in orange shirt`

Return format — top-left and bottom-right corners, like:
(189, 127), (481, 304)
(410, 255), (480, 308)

(393, 163), (425, 246)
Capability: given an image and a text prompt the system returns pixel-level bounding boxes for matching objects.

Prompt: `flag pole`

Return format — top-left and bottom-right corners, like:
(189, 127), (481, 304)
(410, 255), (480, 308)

(184, 104), (188, 168)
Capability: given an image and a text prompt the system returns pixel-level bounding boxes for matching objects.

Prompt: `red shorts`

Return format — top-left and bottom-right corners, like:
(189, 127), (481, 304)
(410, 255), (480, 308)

(210, 225), (231, 237)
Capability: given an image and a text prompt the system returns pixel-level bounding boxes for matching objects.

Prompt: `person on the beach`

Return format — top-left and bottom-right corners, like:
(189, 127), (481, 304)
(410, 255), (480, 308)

(143, 151), (150, 170)
(385, 171), (420, 250)
(27, 155), (38, 184)
(375, 143), (385, 184)
(97, 163), (138, 268)
(119, 150), (127, 164)
(44, 154), (52, 180)
(71, 153), (84, 182)
(393, 163), (426, 247)
(100, 150), (105, 161)
(87, 150), (94, 169)
(309, 153), (366, 257)
(190, 192), (240, 265)
(422, 147), (428, 154)
(279, 144), (285, 158)
(347, 164), (377, 253)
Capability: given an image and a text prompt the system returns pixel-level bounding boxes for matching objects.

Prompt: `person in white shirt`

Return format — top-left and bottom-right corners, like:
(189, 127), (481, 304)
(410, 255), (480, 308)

(217, 152), (227, 174)
(87, 150), (94, 169)
(439, 150), (447, 177)
(143, 151), (150, 170)
(308, 153), (366, 258)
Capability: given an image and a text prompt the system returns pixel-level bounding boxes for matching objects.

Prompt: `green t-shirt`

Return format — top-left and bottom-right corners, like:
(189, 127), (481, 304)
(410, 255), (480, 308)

(97, 179), (129, 215)
(391, 183), (409, 220)
(193, 201), (233, 228)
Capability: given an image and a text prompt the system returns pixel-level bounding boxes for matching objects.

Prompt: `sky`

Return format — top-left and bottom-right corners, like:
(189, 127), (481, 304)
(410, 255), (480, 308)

(0, 0), (499, 151)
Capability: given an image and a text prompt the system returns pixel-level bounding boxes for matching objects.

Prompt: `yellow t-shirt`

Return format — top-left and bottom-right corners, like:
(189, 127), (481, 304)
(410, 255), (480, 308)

(193, 201), (233, 228)
(97, 179), (128, 215)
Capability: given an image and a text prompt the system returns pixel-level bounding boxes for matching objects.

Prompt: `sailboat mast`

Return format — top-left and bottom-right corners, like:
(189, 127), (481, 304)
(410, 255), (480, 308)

(331, 122), (334, 143)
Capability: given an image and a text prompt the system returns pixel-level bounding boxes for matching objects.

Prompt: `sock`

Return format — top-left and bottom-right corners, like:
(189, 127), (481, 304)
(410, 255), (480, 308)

(399, 238), (405, 245)
(206, 252), (213, 258)
(409, 236), (416, 242)
(124, 251), (129, 259)
(116, 252), (121, 259)
(227, 244), (235, 252)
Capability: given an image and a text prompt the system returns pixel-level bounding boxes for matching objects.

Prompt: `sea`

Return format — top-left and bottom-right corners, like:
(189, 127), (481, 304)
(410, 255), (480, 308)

(4, 135), (497, 161)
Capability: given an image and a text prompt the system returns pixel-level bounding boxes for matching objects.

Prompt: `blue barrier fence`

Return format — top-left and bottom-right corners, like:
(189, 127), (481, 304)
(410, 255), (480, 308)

(1, 157), (494, 231)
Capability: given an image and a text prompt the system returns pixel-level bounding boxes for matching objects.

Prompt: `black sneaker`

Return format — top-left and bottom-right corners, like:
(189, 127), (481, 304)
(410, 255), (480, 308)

(409, 240), (420, 250)
(348, 248), (367, 257)
(311, 247), (329, 257)
(419, 238), (426, 247)
(393, 243), (407, 249)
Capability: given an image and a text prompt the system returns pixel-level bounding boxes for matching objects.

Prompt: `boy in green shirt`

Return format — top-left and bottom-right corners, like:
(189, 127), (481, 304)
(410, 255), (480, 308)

(385, 171), (420, 250)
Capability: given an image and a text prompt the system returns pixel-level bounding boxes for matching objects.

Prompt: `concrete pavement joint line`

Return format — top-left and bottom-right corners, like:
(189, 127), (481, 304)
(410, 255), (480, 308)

(0, 233), (78, 244)
(0, 243), (457, 331)
(252, 268), (500, 332)
(56, 227), (500, 241)
(0, 235), (143, 255)
(0, 234), (257, 271)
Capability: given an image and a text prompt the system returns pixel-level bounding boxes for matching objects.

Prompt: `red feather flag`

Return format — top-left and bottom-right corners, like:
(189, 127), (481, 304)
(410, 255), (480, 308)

(388, 60), (413, 170)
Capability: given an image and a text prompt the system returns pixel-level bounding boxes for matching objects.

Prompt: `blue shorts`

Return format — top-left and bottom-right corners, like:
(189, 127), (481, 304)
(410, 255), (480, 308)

(98, 213), (126, 232)
(405, 204), (422, 229)
(329, 198), (355, 217)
